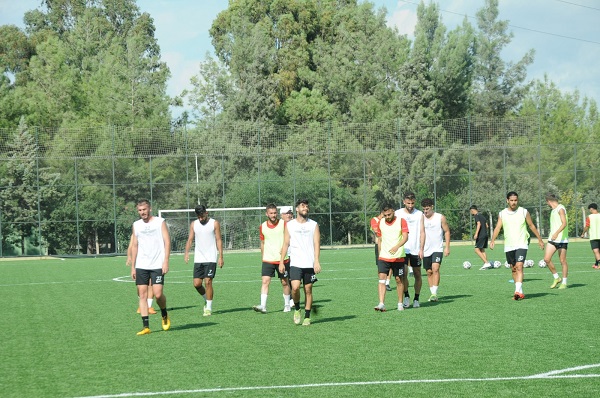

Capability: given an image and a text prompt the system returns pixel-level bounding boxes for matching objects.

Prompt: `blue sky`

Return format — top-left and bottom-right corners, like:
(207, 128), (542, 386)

(2, 0), (599, 116)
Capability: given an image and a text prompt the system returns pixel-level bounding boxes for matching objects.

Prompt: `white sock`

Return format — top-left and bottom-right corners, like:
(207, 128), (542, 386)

(202, 293), (207, 302)
(562, 278), (567, 284)
(206, 300), (212, 310)
(431, 286), (438, 295)
(284, 294), (291, 306)
(553, 273), (559, 279)
(515, 282), (523, 293)
(260, 293), (268, 308)
(385, 279), (390, 286)
(147, 298), (153, 307)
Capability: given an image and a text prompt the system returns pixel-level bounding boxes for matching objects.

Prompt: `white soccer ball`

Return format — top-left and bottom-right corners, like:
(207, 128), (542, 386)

(463, 261), (472, 269)
(504, 261), (511, 269)
(538, 259), (547, 268)
(493, 260), (501, 269)
(524, 259), (533, 268)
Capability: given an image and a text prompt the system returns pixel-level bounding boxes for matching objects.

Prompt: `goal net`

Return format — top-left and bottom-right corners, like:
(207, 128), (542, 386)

(159, 206), (291, 253)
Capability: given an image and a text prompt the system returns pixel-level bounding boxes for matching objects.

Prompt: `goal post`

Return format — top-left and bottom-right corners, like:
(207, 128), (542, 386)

(159, 206), (292, 253)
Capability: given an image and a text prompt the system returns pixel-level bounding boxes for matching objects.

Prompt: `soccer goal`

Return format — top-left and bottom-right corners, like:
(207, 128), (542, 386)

(159, 206), (291, 253)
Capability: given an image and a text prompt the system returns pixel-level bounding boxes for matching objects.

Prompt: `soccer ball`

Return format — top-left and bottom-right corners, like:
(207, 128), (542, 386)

(462, 261), (472, 269)
(538, 259), (547, 268)
(504, 261), (511, 269)
(524, 259), (534, 268)
(493, 260), (501, 269)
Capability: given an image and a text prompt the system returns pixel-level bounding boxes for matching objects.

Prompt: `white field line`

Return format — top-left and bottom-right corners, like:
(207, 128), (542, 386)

(74, 364), (600, 398)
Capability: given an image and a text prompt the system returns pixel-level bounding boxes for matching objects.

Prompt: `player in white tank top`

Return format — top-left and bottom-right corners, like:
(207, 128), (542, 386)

(421, 198), (450, 302)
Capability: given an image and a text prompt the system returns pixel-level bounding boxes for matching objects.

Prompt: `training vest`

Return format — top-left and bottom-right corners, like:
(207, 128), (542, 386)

(133, 216), (166, 270)
(499, 207), (529, 251)
(378, 217), (406, 262)
(423, 212), (444, 257)
(260, 219), (287, 263)
(588, 213), (600, 240)
(287, 218), (318, 269)
(396, 208), (423, 255)
(549, 204), (568, 243)
(193, 218), (218, 263)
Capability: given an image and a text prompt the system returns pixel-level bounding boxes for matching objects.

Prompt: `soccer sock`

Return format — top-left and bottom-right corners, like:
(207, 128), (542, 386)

(295, 302), (301, 311)
(147, 298), (153, 308)
(260, 294), (268, 308)
(206, 300), (213, 310)
(414, 294), (420, 301)
(305, 309), (311, 319)
(284, 294), (291, 306)
(202, 293), (207, 302)
(552, 273), (559, 279)
(385, 279), (390, 286)
(160, 308), (168, 317)
(404, 291), (410, 298)
(142, 316), (149, 328)
(562, 277), (567, 284)
(431, 286), (438, 295)
(515, 282), (523, 293)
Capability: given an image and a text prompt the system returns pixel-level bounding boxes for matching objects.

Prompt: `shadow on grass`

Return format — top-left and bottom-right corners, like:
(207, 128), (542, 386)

(218, 307), (257, 315)
(165, 305), (198, 312)
(423, 294), (472, 306)
(313, 315), (357, 324)
(172, 322), (217, 331)
(523, 292), (551, 299)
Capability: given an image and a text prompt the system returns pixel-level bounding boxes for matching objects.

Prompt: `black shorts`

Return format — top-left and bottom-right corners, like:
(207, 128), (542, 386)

(289, 266), (317, 285)
(590, 240), (600, 250)
(262, 261), (290, 279)
(405, 254), (421, 268)
(549, 241), (568, 250)
(377, 260), (404, 277)
(135, 268), (164, 286)
(505, 249), (528, 266)
(475, 235), (488, 249)
(193, 262), (217, 279)
(422, 252), (443, 270)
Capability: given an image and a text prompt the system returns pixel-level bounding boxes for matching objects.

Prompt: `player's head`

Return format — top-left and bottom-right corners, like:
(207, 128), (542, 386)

(403, 191), (416, 211)
(194, 204), (209, 223)
(279, 205), (293, 221)
(136, 199), (152, 221)
(589, 203), (598, 212)
(421, 198), (434, 216)
(381, 203), (395, 222)
(295, 199), (309, 217)
(469, 205), (478, 215)
(545, 193), (559, 204)
(506, 191), (519, 210)
(265, 203), (278, 222)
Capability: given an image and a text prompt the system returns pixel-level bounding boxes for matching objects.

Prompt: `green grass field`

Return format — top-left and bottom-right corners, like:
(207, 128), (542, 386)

(2, 242), (600, 397)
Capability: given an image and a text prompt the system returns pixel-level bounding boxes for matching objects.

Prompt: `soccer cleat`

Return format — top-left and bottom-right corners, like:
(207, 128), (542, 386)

(413, 300), (420, 308)
(397, 303), (404, 311)
(479, 263), (492, 270)
(203, 306), (212, 317)
(136, 307), (140, 314)
(428, 295), (438, 302)
(293, 309), (302, 325)
(550, 278), (561, 289)
(593, 265), (599, 269)
(148, 307), (157, 315)
(385, 284), (392, 292)
(252, 305), (267, 314)
(558, 283), (567, 290)
(374, 303), (386, 312)
(136, 327), (151, 336)
(513, 292), (525, 300)
(283, 305), (291, 313)
(402, 296), (410, 308)
(161, 315), (171, 331)
(302, 318), (311, 326)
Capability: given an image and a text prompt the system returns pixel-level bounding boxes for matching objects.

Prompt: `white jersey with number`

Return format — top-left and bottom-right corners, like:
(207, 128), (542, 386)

(287, 219), (317, 269)
(193, 218), (218, 263)
(423, 213), (444, 257)
(133, 216), (166, 270)
(395, 208), (423, 254)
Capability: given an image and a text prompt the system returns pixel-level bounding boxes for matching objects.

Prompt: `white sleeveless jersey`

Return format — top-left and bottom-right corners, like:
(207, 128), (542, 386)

(287, 219), (317, 269)
(395, 208), (423, 254)
(423, 213), (444, 256)
(193, 218), (218, 263)
(133, 216), (166, 270)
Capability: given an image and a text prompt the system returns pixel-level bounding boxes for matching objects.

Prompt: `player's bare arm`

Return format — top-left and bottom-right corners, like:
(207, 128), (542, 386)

(525, 212), (544, 250)
(215, 220), (224, 267)
(161, 221), (171, 274)
(184, 222), (195, 264)
(279, 227), (290, 274)
(313, 224), (321, 274)
(442, 215), (450, 256)
(489, 218), (503, 250)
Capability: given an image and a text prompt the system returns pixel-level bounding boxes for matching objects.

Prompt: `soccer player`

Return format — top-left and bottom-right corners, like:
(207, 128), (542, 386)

(374, 203), (409, 312)
(370, 210), (392, 291)
(421, 198), (450, 302)
(127, 235), (156, 315)
(184, 204), (224, 317)
(279, 199), (321, 326)
(543, 193), (569, 289)
(580, 203), (600, 269)
(252, 204), (292, 314)
(470, 205), (492, 270)
(130, 199), (171, 335)
(490, 191), (544, 300)
(395, 192), (425, 308)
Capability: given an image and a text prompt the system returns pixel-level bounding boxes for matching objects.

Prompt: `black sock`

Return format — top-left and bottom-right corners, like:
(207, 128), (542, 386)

(142, 316), (149, 328)
(295, 302), (301, 311)
(161, 308), (168, 318)
(305, 309), (311, 319)
(404, 291), (410, 298)
(414, 294), (420, 301)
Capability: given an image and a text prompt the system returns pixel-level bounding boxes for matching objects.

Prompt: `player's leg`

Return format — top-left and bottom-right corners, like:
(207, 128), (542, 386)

(393, 264), (404, 311)
(278, 264), (292, 311)
(401, 261), (410, 306)
(512, 249), (526, 299)
(557, 246), (568, 288)
(544, 243), (561, 288)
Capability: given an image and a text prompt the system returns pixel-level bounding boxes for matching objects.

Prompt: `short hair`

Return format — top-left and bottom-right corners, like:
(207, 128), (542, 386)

(589, 203), (598, 210)
(295, 198), (309, 207)
(403, 192), (416, 200)
(136, 199), (151, 207)
(265, 203), (277, 211)
(381, 203), (395, 212)
(421, 198), (434, 207)
(545, 193), (559, 202)
(506, 191), (518, 199)
(194, 204), (207, 215)
(469, 205), (478, 210)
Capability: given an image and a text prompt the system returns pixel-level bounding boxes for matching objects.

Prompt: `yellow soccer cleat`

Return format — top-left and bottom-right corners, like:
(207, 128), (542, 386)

(136, 327), (151, 336)
(161, 316), (171, 331)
